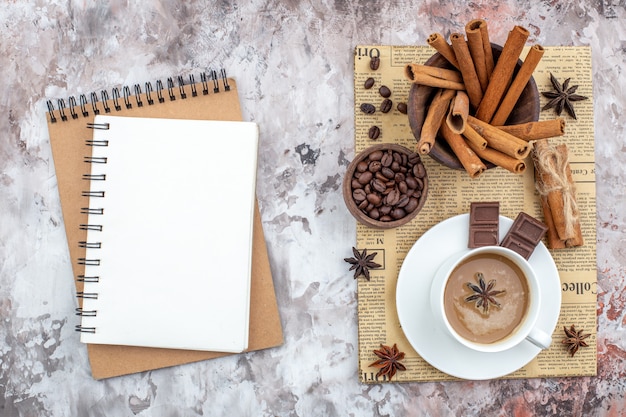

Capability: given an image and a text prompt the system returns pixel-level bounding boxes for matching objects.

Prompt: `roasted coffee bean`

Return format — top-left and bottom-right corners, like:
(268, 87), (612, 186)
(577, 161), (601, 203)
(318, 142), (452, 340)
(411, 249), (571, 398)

(381, 167), (395, 179)
(414, 177), (424, 190)
(372, 178), (387, 193)
(405, 176), (418, 190)
(386, 188), (400, 206)
(413, 163), (427, 178)
(398, 181), (408, 194)
(360, 103), (376, 114)
(380, 152), (393, 167)
(368, 125), (381, 140)
(375, 171), (387, 181)
(404, 197), (419, 213)
(366, 193), (382, 205)
(364, 77), (375, 89)
(380, 98), (392, 113)
(379, 205), (392, 215)
(356, 161), (369, 173)
(391, 208), (407, 220)
(397, 102), (408, 114)
(368, 150), (383, 161)
(358, 199), (369, 210)
(380, 215), (393, 222)
(408, 152), (420, 165)
(396, 195), (410, 208)
(357, 170), (373, 185)
(353, 188), (367, 202)
(368, 160), (382, 173)
(391, 161), (400, 172)
(394, 172), (405, 183)
(379, 85), (391, 98)
(369, 208), (380, 220)
(351, 178), (363, 189)
(369, 56), (380, 70)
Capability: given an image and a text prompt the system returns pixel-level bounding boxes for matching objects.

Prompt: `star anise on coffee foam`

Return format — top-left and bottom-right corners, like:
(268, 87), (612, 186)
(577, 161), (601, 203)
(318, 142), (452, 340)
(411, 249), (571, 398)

(369, 343), (406, 380)
(562, 324), (591, 357)
(541, 72), (588, 120)
(465, 272), (506, 314)
(344, 247), (381, 280)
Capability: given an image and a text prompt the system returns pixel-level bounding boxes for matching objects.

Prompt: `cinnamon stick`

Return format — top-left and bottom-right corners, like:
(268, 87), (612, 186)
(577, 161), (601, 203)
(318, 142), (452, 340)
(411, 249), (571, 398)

(404, 64), (465, 90)
(564, 166), (584, 247)
(467, 115), (531, 159)
(467, 140), (526, 174)
(449, 33), (483, 109)
(532, 140), (583, 247)
(490, 44), (545, 126)
(478, 20), (495, 77)
(496, 119), (565, 141)
(539, 194), (567, 249)
(440, 119), (486, 178)
(461, 123), (487, 150)
(418, 89), (456, 155)
(427, 33), (460, 70)
(475, 25), (530, 123)
(465, 19), (489, 92)
(446, 90), (470, 134)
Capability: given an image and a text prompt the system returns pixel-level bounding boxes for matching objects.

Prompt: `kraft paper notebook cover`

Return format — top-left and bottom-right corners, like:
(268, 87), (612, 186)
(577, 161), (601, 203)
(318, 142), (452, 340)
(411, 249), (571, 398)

(46, 72), (283, 379)
(78, 116), (258, 353)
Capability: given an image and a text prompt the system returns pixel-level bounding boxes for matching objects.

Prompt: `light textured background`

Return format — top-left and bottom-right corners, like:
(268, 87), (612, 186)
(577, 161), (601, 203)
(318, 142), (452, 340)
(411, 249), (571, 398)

(1, 1), (625, 416)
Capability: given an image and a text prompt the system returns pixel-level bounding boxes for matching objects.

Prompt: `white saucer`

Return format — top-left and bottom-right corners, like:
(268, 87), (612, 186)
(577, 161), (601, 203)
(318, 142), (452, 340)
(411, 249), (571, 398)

(396, 213), (561, 380)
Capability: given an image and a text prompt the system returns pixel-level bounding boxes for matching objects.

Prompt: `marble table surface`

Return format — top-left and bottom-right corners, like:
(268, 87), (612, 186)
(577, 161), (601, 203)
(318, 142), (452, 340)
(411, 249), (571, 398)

(1, 1), (625, 416)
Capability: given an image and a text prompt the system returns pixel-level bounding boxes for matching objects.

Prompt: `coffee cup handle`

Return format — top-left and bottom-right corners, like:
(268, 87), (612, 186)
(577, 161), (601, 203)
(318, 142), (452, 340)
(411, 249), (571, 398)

(526, 328), (552, 350)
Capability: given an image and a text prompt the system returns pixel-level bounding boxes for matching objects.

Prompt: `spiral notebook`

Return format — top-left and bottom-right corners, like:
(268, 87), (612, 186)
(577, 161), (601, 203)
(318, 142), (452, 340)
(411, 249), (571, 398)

(46, 71), (283, 378)
(77, 116), (258, 352)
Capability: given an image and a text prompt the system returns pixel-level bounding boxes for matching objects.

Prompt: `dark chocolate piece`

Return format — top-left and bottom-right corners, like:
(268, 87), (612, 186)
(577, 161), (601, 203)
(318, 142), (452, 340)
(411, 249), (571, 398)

(500, 212), (548, 259)
(468, 202), (500, 248)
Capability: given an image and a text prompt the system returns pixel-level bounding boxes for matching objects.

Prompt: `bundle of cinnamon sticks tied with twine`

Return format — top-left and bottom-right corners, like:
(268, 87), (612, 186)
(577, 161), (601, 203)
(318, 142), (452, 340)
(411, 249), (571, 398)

(404, 19), (583, 248)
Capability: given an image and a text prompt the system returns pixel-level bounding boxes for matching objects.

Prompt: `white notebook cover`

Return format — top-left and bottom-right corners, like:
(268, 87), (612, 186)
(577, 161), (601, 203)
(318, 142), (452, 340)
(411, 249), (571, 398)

(79, 115), (258, 352)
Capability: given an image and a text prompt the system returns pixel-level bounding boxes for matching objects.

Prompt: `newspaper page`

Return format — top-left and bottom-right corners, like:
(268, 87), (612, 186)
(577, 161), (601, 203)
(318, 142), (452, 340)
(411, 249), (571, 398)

(353, 45), (596, 383)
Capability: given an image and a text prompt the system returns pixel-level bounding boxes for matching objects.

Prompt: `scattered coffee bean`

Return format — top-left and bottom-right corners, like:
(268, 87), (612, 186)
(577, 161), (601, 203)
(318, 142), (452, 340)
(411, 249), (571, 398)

(364, 77), (375, 89)
(368, 125), (381, 140)
(360, 103), (376, 114)
(397, 102), (408, 114)
(379, 85), (391, 98)
(369, 56), (380, 70)
(380, 98), (392, 113)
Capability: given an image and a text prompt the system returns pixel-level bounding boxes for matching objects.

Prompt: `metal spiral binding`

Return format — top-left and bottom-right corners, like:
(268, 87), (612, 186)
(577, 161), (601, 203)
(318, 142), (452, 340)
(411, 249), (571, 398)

(75, 308), (97, 317)
(75, 325), (96, 334)
(45, 70), (230, 124)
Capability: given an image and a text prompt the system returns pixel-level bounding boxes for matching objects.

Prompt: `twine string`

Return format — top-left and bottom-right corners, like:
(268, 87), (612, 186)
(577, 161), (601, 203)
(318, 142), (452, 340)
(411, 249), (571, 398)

(533, 143), (579, 239)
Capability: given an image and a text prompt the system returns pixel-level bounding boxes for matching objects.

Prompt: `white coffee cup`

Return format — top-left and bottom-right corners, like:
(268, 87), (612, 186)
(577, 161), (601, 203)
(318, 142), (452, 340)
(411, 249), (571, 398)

(430, 246), (552, 353)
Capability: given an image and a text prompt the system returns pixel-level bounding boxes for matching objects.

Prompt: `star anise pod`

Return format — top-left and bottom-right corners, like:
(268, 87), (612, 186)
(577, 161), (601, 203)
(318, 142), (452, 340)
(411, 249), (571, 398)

(541, 72), (588, 120)
(344, 247), (381, 280)
(562, 324), (591, 357)
(464, 272), (506, 314)
(369, 343), (406, 380)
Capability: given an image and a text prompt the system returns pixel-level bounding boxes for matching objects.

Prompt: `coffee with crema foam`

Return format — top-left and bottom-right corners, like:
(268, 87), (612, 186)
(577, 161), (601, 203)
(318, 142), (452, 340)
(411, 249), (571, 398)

(443, 253), (530, 344)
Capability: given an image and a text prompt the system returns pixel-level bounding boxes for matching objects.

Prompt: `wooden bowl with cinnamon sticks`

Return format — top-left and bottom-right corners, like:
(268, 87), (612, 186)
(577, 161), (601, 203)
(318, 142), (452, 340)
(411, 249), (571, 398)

(407, 43), (540, 172)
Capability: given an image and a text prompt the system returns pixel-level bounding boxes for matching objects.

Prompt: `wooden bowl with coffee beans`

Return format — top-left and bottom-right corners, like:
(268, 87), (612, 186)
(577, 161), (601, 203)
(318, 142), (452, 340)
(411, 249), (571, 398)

(343, 143), (428, 229)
